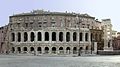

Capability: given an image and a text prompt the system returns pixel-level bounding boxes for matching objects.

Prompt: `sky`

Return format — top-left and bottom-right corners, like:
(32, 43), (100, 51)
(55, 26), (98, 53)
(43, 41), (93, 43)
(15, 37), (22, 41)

(0, 0), (120, 31)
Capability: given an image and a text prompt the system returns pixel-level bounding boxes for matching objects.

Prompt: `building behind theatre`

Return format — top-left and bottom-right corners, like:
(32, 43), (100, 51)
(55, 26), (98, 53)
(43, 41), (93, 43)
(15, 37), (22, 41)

(0, 10), (104, 55)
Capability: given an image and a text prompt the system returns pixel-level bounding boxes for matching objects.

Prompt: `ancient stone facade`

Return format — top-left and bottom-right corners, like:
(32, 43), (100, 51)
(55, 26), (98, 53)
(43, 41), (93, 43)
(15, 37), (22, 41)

(1, 10), (104, 55)
(102, 19), (113, 51)
(0, 25), (9, 53)
(90, 29), (104, 50)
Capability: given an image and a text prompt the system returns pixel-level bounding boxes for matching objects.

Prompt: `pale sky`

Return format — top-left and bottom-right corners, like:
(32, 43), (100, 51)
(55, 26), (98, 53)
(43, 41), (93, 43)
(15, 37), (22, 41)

(0, 0), (120, 31)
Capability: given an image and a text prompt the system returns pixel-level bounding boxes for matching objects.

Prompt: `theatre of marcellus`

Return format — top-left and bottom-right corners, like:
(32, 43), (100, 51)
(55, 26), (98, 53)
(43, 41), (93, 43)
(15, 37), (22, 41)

(0, 10), (113, 56)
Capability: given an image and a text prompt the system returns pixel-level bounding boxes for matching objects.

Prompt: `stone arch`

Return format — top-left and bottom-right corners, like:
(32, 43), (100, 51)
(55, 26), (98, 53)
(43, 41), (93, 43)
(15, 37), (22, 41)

(85, 33), (88, 41)
(73, 32), (77, 41)
(80, 47), (83, 50)
(79, 33), (82, 41)
(37, 47), (42, 54)
(59, 32), (63, 42)
(11, 33), (15, 41)
(18, 32), (21, 42)
(45, 32), (49, 41)
(66, 47), (70, 54)
(38, 32), (42, 41)
(59, 47), (64, 54)
(30, 32), (35, 42)
(30, 47), (34, 52)
(44, 47), (49, 54)
(52, 32), (56, 41)
(23, 47), (27, 51)
(52, 47), (56, 54)
(66, 32), (70, 42)
(86, 46), (88, 50)
(24, 32), (28, 42)
(17, 47), (21, 53)
(73, 47), (77, 54)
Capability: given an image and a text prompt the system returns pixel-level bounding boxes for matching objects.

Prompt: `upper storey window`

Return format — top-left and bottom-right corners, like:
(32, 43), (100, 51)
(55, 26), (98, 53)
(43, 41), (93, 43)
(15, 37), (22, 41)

(43, 21), (47, 27)
(25, 23), (28, 27)
(43, 17), (47, 21)
(51, 17), (55, 21)
(51, 22), (56, 27)
(17, 23), (20, 27)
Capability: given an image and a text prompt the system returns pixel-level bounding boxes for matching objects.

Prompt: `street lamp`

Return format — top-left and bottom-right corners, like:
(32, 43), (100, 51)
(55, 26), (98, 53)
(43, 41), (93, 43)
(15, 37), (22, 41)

(76, 15), (82, 56)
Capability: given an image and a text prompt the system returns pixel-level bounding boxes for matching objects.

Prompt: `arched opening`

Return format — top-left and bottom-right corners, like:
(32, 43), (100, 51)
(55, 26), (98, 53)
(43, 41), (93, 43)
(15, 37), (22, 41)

(91, 33), (93, 41)
(23, 47), (27, 51)
(66, 47), (70, 54)
(52, 32), (56, 41)
(12, 47), (15, 53)
(73, 32), (77, 41)
(59, 47), (64, 54)
(38, 32), (42, 41)
(45, 47), (49, 54)
(59, 32), (63, 42)
(52, 47), (56, 54)
(37, 47), (42, 54)
(85, 33), (88, 41)
(79, 33), (82, 41)
(73, 47), (77, 54)
(30, 47), (34, 52)
(85, 46), (89, 54)
(18, 32), (21, 42)
(11, 33), (15, 41)
(86, 46), (88, 50)
(79, 47), (83, 51)
(24, 32), (28, 42)
(66, 32), (70, 42)
(31, 32), (35, 42)
(17, 47), (21, 53)
(45, 32), (49, 41)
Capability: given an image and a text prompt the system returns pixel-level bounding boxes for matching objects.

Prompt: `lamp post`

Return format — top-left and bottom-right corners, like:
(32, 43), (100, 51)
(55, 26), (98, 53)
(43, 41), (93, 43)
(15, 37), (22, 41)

(76, 15), (82, 56)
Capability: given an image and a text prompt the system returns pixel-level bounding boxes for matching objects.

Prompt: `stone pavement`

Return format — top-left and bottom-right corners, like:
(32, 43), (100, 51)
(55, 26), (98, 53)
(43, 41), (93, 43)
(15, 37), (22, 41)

(0, 55), (120, 67)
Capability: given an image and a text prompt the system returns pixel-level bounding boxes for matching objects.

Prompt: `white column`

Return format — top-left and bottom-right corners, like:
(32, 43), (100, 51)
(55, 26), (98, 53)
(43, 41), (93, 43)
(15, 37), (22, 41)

(42, 31), (44, 42)
(56, 32), (59, 42)
(94, 42), (97, 54)
(28, 32), (30, 42)
(77, 32), (79, 42)
(49, 31), (52, 43)
(49, 47), (52, 54)
(27, 47), (30, 54)
(14, 47), (16, 53)
(42, 46), (44, 54)
(63, 32), (66, 42)
(21, 32), (24, 42)
(70, 32), (73, 42)
(88, 32), (91, 42)
(21, 47), (23, 53)
(35, 31), (37, 42)
(15, 32), (17, 42)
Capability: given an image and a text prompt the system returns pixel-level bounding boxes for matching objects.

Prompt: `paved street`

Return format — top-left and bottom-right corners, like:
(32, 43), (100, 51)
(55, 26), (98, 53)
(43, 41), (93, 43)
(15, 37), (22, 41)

(0, 55), (120, 67)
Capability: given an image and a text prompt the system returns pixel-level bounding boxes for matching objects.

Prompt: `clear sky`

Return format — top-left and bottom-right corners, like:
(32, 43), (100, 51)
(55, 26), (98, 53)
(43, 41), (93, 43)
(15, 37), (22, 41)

(0, 0), (120, 31)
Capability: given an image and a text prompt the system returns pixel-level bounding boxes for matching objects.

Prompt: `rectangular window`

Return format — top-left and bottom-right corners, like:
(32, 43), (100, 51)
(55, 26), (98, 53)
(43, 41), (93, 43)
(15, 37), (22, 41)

(25, 23), (28, 27)
(17, 23), (20, 27)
